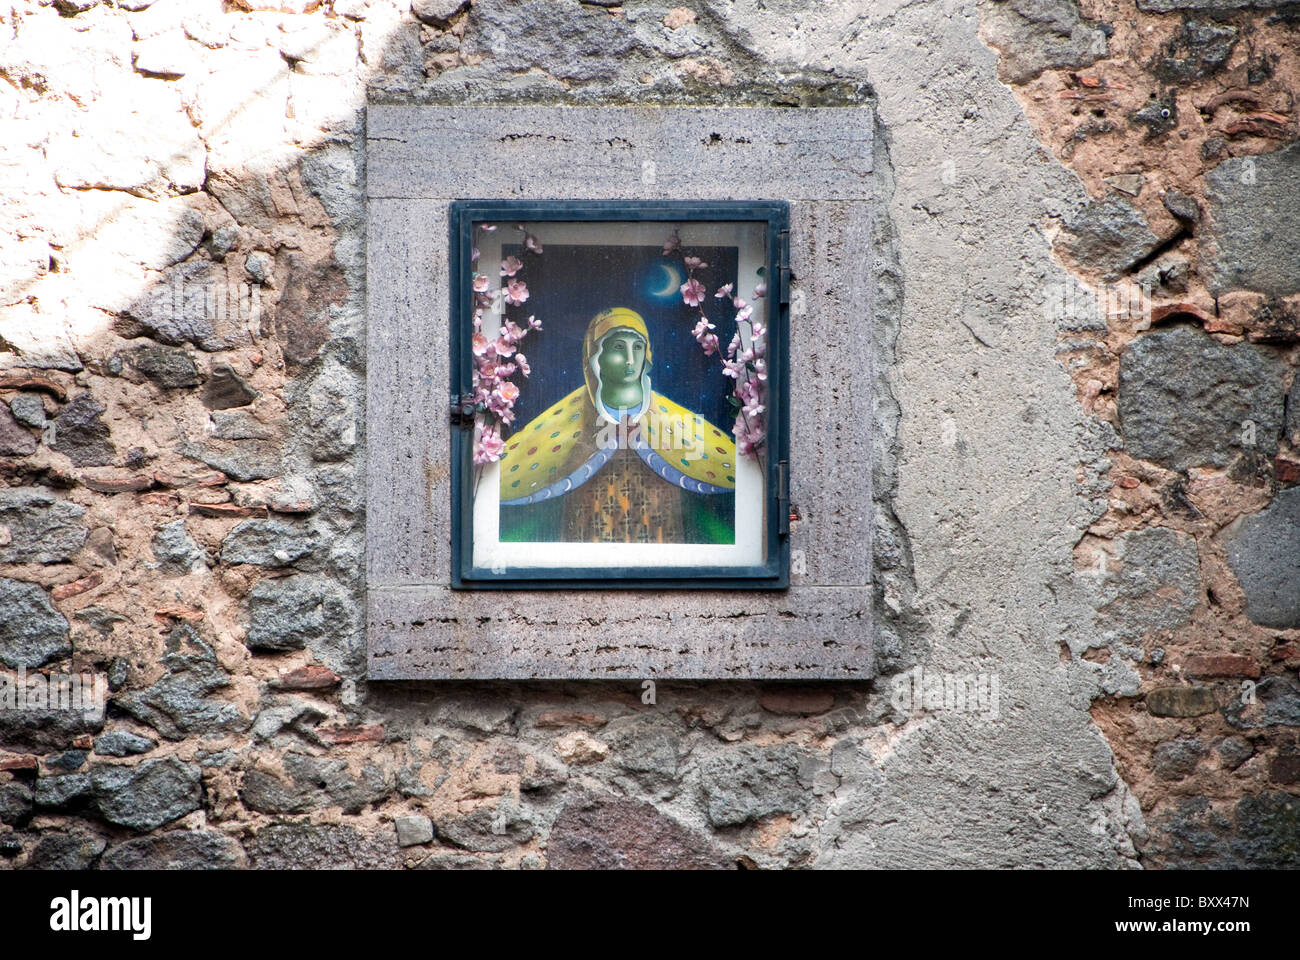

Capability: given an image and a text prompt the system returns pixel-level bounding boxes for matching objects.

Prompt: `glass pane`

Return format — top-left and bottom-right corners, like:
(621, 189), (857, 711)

(464, 219), (771, 574)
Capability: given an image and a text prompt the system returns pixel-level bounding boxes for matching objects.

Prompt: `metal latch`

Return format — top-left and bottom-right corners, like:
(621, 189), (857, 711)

(777, 459), (790, 536)
(778, 229), (791, 307)
(449, 393), (477, 428)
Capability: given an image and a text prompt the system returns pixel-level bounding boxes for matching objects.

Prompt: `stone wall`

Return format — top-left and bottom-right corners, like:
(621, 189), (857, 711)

(0, 0), (1295, 869)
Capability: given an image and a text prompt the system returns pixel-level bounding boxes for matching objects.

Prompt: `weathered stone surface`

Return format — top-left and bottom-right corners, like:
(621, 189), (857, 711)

(210, 410), (271, 440)
(220, 519), (318, 567)
(132, 30), (194, 77)
(436, 801), (533, 853)
(0, 488), (88, 564)
(1225, 675), (1300, 729)
(1153, 19), (1236, 83)
(101, 830), (247, 870)
(981, 0), (1109, 84)
(395, 814), (434, 847)
(187, 441), (280, 481)
(1153, 739), (1204, 780)
(0, 405), (37, 456)
(1289, 375), (1300, 447)
(1119, 326), (1285, 470)
(1162, 189), (1201, 226)
(50, 394), (116, 467)
(120, 260), (250, 352)
(412, 0), (467, 24)
(548, 796), (728, 869)
(1205, 142), (1300, 297)
(240, 753), (391, 815)
(151, 519), (207, 575)
(699, 744), (821, 827)
(245, 822), (405, 869)
(123, 344), (201, 389)
(9, 394), (46, 430)
(1137, 0), (1291, 10)
(1057, 197), (1162, 279)
(92, 756), (202, 832)
(1146, 686), (1217, 718)
(1095, 527), (1201, 640)
(94, 731), (158, 757)
(303, 356), (358, 462)
(0, 698), (104, 753)
(0, 579), (71, 669)
(202, 365), (258, 410)
(1223, 487), (1300, 628)
(22, 831), (105, 870)
(275, 253), (346, 369)
(368, 106), (874, 202)
(1143, 792), (1300, 869)
(33, 772), (94, 810)
(0, 781), (32, 826)
(245, 576), (348, 652)
(114, 626), (246, 740)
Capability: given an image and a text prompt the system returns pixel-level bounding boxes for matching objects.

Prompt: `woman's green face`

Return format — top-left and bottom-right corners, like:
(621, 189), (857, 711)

(598, 332), (647, 386)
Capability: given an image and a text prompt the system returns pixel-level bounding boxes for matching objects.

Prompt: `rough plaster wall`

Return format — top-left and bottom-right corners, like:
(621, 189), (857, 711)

(0, 0), (1294, 869)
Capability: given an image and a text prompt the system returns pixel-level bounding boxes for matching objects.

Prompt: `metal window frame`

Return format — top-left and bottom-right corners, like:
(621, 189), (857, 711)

(448, 199), (790, 590)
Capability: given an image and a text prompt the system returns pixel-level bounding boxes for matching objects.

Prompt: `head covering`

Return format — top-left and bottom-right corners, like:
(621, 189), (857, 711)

(582, 308), (652, 422)
(498, 307), (737, 505)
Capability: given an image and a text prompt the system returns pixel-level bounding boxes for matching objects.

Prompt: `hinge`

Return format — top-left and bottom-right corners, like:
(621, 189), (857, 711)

(778, 229), (791, 307)
(777, 459), (790, 537)
(449, 393), (477, 429)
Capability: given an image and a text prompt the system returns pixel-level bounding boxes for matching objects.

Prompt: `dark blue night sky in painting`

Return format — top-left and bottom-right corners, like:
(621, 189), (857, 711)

(499, 242), (740, 435)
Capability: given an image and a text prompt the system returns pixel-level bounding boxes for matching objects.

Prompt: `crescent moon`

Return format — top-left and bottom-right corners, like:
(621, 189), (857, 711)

(652, 263), (683, 297)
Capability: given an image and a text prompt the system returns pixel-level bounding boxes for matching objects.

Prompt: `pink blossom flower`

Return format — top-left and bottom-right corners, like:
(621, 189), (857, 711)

(501, 255), (523, 277)
(753, 281), (767, 299)
(735, 302), (753, 323)
(474, 424), (505, 464)
(680, 278), (706, 307)
(528, 315), (542, 331)
(502, 320), (526, 343)
(494, 381), (520, 404)
(663, 230), (681, 255)
(479, 224), (497, 232)
(750, 320), (767, 341)
(699, 333), (720, 356)
(684, 256), (708, 271)
(473, 274), (490, 293)
(752, 358), (768, 381)
(691, 317), (715, 341)
(472, 332), (490, 356)
(492, 363), (516, 378)
(515, 353), (530, 377)
(714, 283), (733, 299)
(524, 233), (543, 255)
(503, 279), (529, 305)
(494, 337), (516, 358)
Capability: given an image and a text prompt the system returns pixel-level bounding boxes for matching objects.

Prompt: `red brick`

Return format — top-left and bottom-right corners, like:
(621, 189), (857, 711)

(1276, 456), (1300, 486)
(51, 572), (103, 600)
(81, 474), (153, 494)
(1269, 752), (1300, 784)
(319, 725), (384, 744)
(1183, 654), (1260, 679)
(274, 665), (341, 691)
(759, 689), (836, 716)
(154, 604), (204, 623)
(1271, 643), (1300, 662)
(0, 754), (38, 772)
(189, 502), (268, 519)
(0, 376), (67, 402)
